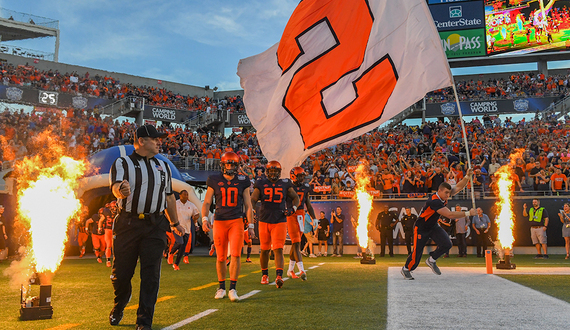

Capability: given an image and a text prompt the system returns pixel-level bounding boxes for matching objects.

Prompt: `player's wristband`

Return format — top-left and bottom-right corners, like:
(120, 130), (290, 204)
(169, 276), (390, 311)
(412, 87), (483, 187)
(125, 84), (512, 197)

(248, 223), (255, 229)
(202, 216), (209, 224)
(293, 205), (298, 212)
(465, 211), (470, 217)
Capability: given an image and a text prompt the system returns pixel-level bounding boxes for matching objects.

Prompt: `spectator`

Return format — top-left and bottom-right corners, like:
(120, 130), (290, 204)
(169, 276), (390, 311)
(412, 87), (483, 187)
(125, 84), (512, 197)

(559, 203), (570, 260)
(330, 207), (345, 257)
(471, 207), (491, 258)
(316, 211), (329, 257)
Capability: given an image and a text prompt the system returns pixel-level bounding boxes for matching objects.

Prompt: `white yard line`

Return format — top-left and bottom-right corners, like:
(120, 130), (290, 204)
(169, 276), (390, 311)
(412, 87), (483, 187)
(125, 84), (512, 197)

(387, 267), (570, 330)
(239, 290), (261, 300)
(161, 309), (218, 330)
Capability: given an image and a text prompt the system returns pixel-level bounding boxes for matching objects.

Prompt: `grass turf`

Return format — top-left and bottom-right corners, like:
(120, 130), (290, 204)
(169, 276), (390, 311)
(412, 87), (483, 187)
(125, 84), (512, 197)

(0, 253), (568, 330)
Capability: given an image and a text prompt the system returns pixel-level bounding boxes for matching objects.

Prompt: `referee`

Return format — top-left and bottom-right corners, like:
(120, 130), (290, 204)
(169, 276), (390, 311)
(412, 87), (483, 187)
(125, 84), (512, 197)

(108, 124), (184, 330)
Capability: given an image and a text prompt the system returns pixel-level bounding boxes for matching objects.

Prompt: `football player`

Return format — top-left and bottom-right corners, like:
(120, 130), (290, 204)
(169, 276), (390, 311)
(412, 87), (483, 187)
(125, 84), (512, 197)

(250, 161), (299, 288)
(202, 152), (253, 302)
(85, 208), (106, 263)
(286, 167), (316, 280)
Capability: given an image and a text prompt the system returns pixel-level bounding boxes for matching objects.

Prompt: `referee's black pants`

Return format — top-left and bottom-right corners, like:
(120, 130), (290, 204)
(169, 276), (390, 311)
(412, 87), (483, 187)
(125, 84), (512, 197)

(112, 213), (168, 327)
(404, 225), (452, 271)
(380, 228), (394, 257)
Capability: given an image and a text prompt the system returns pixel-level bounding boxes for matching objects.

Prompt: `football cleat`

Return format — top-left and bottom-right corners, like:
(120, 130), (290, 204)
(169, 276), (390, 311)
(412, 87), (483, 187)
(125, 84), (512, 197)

(275, 276), (284, 288)
(287, 270), (299, 279)
(214, 288), (226, 299)
(425, 258), (441, 275)
(261, 275), (269, 285)
(173, 264), (180, 271)
(97, 257), (102, 264)
(167, 254), (174, 265)
(109, 309), (123, 326)
(106, 260), (112, 267)
(183, 256), (189, 264)
(228, 289), (240, 302)
(245, 258), (252, 263)
(299, 271), (307, 281)
(401, 267), (414, 280)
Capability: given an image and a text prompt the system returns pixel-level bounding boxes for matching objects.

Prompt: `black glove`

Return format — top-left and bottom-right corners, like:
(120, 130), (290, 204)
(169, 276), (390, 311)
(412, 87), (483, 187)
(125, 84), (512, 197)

(284, 208), (295, 216)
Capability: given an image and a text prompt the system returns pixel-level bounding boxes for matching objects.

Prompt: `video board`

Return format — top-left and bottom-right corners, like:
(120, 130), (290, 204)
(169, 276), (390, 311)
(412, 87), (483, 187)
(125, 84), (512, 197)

(485, 0), (570, 56)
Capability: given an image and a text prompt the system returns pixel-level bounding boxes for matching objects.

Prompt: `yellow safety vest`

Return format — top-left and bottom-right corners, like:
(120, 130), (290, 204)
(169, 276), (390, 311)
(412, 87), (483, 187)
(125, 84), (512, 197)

(529, 207), (544, 223)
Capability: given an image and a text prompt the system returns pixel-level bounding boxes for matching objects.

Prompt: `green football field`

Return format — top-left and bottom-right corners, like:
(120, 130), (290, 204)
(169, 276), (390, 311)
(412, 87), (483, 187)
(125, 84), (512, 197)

(0, 253), (569, 330)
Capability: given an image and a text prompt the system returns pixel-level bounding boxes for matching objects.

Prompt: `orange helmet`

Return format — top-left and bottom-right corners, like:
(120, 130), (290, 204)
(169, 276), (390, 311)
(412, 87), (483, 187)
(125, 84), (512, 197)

(290, 166), (305, 185)
(266, 160), (282, 181)
(221, 152), (240, 175)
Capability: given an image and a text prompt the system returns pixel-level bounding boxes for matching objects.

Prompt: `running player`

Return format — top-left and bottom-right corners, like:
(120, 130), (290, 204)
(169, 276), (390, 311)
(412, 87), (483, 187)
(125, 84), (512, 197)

(250, 161), (299, 288)
(243, 218), (254, 263)
(202, 152), (253, 302)
(286, 167), (316, 280)
(102, 201), (117, 267)
(86, 208), (106, 263)
(401, 169), (476, 280)
(75, 205), (90, 258)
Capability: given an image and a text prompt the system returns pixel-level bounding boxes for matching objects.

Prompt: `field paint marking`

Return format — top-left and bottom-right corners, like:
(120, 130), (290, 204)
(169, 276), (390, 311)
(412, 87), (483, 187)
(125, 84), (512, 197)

(126, 296), (175, 310)
(269, 277), (289, 286)
(44, 324), (81, 330)
(240, 290), (261, 300)
(318, 262), (325, 265)
(308, 265), (319, 269)
(189, 282), (218, 291)
(161, 309), (218, 330)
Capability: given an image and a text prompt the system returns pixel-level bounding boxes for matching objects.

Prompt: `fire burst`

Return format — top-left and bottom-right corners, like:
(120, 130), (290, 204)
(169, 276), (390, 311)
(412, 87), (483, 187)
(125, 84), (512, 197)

(494, 149), (523, 252)
(354, 164), (373, 250)
(13, 133), (87, 277)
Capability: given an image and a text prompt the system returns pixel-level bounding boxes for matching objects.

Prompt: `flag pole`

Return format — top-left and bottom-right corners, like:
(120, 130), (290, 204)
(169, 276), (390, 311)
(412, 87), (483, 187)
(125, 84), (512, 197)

(451, 80), (476, 209)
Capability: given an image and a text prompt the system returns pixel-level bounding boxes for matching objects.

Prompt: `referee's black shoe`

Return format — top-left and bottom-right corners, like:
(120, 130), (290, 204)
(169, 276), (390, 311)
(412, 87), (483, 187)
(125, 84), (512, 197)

(425, 258), (441, 275)
(109, 308), (123, 326)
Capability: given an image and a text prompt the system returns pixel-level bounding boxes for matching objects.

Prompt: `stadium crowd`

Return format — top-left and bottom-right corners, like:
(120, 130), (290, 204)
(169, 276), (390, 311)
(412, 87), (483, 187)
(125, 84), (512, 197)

(0, 62), (245, 112)
(1, 100), (569, 198)
(426, 71), (570, 103)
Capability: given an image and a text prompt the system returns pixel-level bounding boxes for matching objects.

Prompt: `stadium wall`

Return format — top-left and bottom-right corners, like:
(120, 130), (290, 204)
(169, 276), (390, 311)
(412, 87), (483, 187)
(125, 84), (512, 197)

(0, 53), (212, 98)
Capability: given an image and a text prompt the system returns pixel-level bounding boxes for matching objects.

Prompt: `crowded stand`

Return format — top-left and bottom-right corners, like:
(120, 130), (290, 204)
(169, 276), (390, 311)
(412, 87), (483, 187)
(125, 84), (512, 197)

(0, 62), (245, 112)
(426, 72), (570, 103)
(1, 95), (569, 199)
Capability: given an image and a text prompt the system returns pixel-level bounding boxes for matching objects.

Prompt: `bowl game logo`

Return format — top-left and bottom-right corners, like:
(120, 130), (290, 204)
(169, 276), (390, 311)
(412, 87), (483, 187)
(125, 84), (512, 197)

(6, 87), (23, 101)
(72, 96), (88, 109)
(440, 102), (456, 115)
(513, 99), (529, 112)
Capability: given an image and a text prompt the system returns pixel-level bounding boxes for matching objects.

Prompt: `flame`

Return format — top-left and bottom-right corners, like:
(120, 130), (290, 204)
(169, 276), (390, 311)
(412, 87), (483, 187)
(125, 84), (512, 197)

(15, 133), (87, 274)
(493, 149), (523, 250)
(354, 164), (373, 250)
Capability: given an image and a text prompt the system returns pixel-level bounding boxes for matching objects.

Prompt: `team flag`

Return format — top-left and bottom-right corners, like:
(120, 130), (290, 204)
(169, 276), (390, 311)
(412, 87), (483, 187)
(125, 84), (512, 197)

(237, 0), (452, 174)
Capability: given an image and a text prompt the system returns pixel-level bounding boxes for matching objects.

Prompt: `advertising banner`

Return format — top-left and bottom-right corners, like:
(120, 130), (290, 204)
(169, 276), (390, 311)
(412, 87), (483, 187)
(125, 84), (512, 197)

(426, 97), (558, 117)
(228, 113), (253, 127)
(142, 105), (193, 123)
(430, 1), (485, 32)
(310, 197), (567, 248)
(440, 28), (487, 58)
(485, 0), (570, 56)
(0, 85), (115, 109)
(429, 0), (471, 3)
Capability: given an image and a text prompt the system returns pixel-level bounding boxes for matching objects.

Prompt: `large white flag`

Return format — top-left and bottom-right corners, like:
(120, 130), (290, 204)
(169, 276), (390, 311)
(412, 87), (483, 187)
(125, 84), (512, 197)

(237, 0), (452, 174)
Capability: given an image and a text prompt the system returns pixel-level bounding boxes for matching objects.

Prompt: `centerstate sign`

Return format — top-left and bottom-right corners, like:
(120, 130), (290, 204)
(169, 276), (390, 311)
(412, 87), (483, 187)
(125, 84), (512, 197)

(429, 1), (485, 32)
(440, 28), (486, 58)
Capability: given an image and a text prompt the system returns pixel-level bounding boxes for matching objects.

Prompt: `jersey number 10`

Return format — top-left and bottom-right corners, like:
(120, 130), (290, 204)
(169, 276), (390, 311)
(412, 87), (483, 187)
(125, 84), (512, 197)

(220, 187), (239, 207)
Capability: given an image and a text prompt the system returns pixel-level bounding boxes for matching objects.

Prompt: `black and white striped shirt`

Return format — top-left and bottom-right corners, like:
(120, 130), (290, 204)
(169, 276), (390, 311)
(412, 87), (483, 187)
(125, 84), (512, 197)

(109, 151), (173, 214)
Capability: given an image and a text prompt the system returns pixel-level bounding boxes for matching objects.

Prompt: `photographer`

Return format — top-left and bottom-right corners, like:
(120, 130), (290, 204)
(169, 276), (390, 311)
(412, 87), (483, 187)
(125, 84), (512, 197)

(330, 207), (345, 257)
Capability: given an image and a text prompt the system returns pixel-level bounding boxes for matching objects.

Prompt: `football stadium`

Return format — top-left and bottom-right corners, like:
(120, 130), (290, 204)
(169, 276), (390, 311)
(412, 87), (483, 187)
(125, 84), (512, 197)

(1, 1), (570, 329)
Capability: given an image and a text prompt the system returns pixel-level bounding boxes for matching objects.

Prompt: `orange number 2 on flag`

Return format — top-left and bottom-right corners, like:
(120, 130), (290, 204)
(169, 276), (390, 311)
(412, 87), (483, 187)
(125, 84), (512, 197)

(277, 0), (398, 150)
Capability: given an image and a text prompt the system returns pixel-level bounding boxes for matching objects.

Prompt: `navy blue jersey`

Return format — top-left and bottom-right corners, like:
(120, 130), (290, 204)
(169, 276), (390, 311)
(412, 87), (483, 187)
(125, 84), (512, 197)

(207, 173), (250, 221)
(286, 183), (311, 210)
(255, 177), (294, 224)
(416, 193), (447, 230)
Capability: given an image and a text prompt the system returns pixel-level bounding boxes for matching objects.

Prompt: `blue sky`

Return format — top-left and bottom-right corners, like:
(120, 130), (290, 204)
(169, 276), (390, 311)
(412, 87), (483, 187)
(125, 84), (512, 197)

(3, 0), (570, 92)
(1, 0), (299, 90)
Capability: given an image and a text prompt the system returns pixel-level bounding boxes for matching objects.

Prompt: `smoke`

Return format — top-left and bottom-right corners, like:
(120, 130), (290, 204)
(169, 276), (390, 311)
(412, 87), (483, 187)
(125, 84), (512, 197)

(2, 247), (34, 290)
